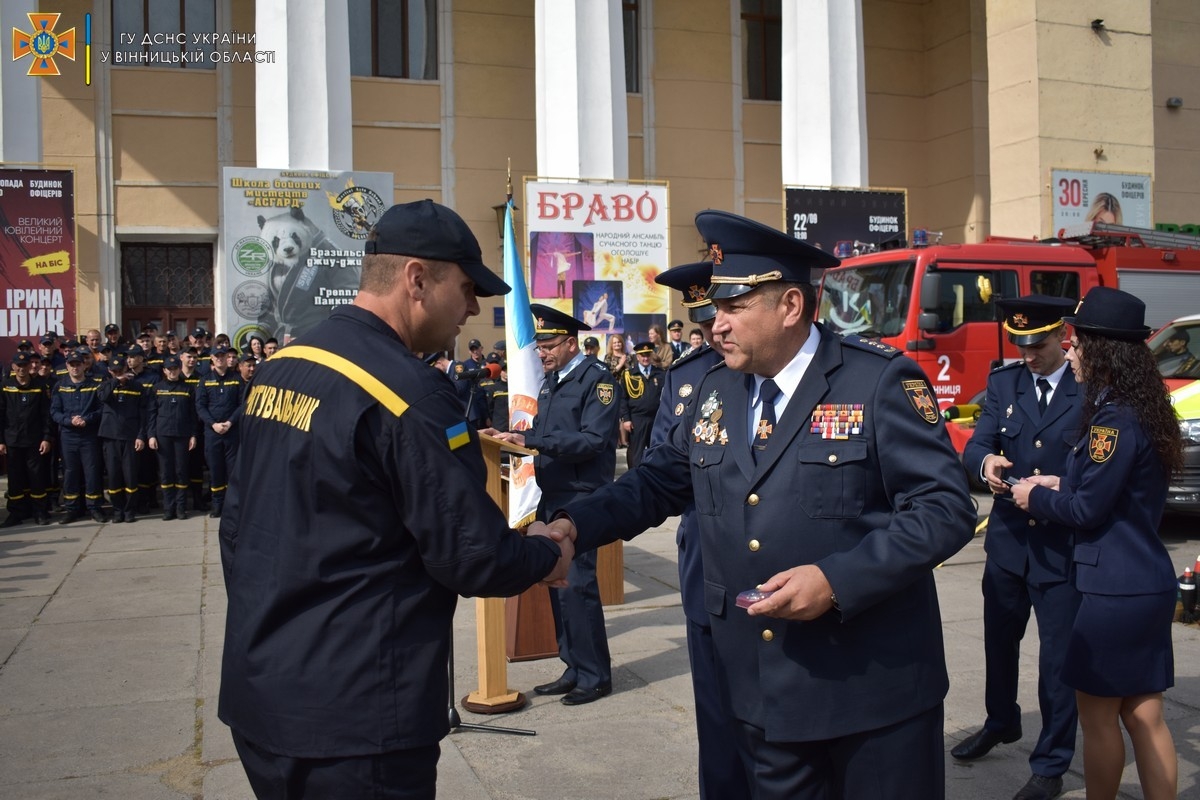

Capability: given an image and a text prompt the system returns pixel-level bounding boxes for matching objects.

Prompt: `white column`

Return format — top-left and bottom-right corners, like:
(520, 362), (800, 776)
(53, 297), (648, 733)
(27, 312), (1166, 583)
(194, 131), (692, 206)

(535, 0), (628, 180)
(0, 0), (43, 163)
(255, 0), (352, 170)
(781, 0), (868, 188)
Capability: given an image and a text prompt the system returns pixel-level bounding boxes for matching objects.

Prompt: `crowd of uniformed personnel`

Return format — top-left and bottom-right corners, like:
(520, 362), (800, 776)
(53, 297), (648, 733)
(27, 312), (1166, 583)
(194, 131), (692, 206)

(0, 324), (263, 527)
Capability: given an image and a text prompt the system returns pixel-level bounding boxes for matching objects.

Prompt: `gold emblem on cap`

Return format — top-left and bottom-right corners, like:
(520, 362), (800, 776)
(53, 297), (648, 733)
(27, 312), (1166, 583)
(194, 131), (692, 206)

(1012, 313), (1028, 328)
(707, 243), (723, 264)
(687, 285), (706, 303)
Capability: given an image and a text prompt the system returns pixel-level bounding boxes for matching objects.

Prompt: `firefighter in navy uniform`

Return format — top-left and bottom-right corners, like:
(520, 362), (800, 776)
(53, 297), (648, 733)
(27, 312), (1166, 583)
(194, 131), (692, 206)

(51, 348), (107, 524)
(649, 260), (751, 799)
(97, 354), (149, 523)
(490, 304), (621, 706)
(619, 341), (666, 469)
(218, 199), (569, 799)
(542, 210), (975, 799)
(0, 352), (54, 527)
(147, 354), (199, 521)
(128, 344), (160, 511)
(179, 348), (208, 511)
(196, 344), (243, 518)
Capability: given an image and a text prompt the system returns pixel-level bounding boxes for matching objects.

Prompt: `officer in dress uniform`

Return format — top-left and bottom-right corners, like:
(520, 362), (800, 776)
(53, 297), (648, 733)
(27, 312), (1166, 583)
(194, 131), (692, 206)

(147, 354), (200, 521)
(651, 260), (751, 799)
(539, 209), (975, 799)
(219, 199), (569, 798)
(195, 344), (243, 518)
(956, 295), (1083, 800)
(51, 348), (107, 524)
(0, 352), (54, 527)
(492, 304), (621, 706)
(97, 354), (149, 523)
(619, 342), (666, 469)
(668, 319), (688, 360)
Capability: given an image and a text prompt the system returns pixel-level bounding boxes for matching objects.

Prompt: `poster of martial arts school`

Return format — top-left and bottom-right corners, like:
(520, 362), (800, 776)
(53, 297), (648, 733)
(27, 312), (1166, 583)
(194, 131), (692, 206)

(1050, 169), (1152, 238)
(0, 168), (77, 353)
(523, 179), (670, 355)
(220, 168), (393, 349)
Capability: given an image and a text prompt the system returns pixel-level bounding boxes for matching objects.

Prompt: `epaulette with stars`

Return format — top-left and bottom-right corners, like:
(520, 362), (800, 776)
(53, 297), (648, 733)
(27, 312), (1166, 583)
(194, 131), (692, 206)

(840, 335), (902, 359)
(666, 344), (713, 372)
(991, 360), (1025, 374)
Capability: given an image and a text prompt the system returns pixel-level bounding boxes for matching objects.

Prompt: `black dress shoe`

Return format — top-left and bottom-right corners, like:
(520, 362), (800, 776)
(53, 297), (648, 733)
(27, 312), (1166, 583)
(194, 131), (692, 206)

(209, 508), (222, 519)
(162, 509), (177, 521)
(561, 683), (612, 706)
(533, 676), (577, 696)
(35, 515), (50, 526)
(59, 511), (84, 525)
(176, 508), (188, 520)
(124, 510), (137, 523)
(951, 725), (1022, 760)
(1013, 774), (1063, 800)
(90, 510), (109, 523)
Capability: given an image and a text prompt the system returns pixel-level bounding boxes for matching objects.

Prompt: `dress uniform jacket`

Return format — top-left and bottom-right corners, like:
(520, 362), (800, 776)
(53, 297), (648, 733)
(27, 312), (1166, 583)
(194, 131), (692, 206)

(620, 363), (666, 468)
(963, 362), (1081, 584)
(565, 325), (975, 742)
(218, 305), (560, 758)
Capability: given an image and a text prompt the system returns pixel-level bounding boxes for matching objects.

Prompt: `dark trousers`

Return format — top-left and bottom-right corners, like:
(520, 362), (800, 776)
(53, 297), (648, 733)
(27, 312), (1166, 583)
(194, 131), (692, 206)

(735, 703), (945, 800)
(686, 618), (751, 800)
(137, 446), (157, 509)
(60, 433), (103, 512)
(625, 413), (654, 469)
(982, 558), (1081, 776)
(102, 438), (139, 513)
(231, 730), (438, 800)
(5, 444), (49, 518)
(548, 547), (611, 689)
(204, 432), (238, 511)
(188, 442), (206, 507)
(156, 435), (190, 511)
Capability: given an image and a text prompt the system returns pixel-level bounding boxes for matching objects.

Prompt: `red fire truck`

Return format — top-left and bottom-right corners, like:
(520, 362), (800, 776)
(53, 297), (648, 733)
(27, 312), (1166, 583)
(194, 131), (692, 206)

(816, 222), (1200, 451)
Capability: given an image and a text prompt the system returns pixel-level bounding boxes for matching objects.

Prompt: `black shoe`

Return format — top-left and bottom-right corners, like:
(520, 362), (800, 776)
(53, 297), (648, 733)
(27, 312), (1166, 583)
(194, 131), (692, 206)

(59, 511), (84, 525)
(162, 509), (177, 521)
(124, 511), (137, 523)
(176, 508), (188, 520)
(560, 683), (612, 706)
(111, 513), (124, 524)
(1013, 774), (1063, 800)
(951, 725), (1022, 760)
(0, 515), (25, 529)
(533, 676), (577, 696)
(90, 510), (108, 523)
(35, 515), (50, 526)
(209, 508), (222, 519)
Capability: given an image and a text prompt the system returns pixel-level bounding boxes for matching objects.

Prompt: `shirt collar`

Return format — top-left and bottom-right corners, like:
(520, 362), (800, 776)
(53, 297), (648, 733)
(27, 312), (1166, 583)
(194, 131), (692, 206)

(752, 324), (821, 407)
(558, 351), (587, 379)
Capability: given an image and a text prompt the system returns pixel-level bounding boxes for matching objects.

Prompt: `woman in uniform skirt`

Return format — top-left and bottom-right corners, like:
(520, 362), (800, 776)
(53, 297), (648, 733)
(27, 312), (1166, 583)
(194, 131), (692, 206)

(1014, 286), (1183, 800)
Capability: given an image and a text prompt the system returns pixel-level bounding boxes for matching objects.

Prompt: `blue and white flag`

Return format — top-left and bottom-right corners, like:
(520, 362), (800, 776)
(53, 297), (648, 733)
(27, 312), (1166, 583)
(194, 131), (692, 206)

(503, 199), (542, 528)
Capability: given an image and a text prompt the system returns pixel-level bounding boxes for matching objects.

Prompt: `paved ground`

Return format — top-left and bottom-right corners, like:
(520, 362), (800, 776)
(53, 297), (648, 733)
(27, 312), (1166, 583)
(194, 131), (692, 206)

(2, 491), (1200, 799)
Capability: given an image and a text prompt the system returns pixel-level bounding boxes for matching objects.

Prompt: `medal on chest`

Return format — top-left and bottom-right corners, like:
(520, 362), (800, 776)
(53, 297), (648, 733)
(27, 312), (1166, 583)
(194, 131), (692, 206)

(693, 390), (728, 446)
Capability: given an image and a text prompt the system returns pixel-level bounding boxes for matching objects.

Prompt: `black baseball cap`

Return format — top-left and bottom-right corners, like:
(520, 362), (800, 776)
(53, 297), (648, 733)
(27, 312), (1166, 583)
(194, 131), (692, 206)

(364, 199), (510, 298)
(104, 323), (120, 334)
(66, 348), (88, 363)
(468, 339), (482, 350)
(212, 345), (232, 356)
(163, 355), (182, 369)
(582, 336), (600, 348)
(239, 353), (257, 364)
(108, 354), (128, 371)
(11, 351), (32, 366)
(125, 344), (146, 358)
(191, 328), (208, 339)
(40, 335), (56, 345)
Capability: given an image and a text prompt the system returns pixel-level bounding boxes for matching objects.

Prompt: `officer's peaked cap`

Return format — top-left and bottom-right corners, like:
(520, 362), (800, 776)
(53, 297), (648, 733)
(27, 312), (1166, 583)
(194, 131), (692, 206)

(656, 261), (717, 324)
(996, 294), (1075, 346)
(695, 209), (840, 300)
(530, 303), (589, 341)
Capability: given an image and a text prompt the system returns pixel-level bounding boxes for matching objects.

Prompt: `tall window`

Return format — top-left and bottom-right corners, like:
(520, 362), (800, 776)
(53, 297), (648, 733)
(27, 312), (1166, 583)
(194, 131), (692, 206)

(121, 243), (214, 307)
(741, 0), (780, 100)
(622, 0), (640, 93)
(111, 0), (217, 68)
(348, 0), (438, 80)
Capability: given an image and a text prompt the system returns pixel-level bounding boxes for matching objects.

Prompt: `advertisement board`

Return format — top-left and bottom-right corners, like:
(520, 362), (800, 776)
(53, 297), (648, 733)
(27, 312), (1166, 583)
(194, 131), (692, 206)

(0, 168), (76, 351)
(783, 186), (907, 255)
(220, 167), (393, 348)
(1051, 169), (1152, 237)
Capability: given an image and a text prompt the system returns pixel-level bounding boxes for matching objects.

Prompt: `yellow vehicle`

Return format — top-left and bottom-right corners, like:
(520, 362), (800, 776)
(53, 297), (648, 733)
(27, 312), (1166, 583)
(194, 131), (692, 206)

(1169, 380), (1200, 514)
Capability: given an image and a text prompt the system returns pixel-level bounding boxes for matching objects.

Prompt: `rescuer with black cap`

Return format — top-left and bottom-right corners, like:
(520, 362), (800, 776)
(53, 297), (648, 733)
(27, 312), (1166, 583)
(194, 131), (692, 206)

(540, 208), (974, 798)
(219, 199), (569, 799)
(489, 303), (620, 706)
(958, 294), (1083, 800)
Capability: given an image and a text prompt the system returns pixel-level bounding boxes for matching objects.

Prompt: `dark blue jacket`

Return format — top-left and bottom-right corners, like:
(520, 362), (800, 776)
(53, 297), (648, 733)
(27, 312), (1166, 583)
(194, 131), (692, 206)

(147, 376), (200, 440)
(195, 370), (244, 433)
(97, 378), (148, 441)
(50, 376), (103, 436)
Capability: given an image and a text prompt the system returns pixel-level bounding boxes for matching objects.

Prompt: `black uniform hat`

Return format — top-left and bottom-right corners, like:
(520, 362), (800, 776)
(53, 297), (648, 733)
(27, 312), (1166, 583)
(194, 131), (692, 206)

(11, 351), (32, 366)
(364, 199), (510, 298)
(66, 347), (88, 363)
(212, 345), (232, 356)
(108, 354), (128, 371)
(191, 327), (207, 339)
(1063, 286), (1151, 342)
(468, 339), (482, 350)
(633, 341), (655, 355)
(485, 352), (503, 365)
(125, 344), (146, 358)
(667, 319), (684, 331)
(104, 323), (120, 335)
(40, 335), (55, 346)
(695, 209), (840, 301)
(16, 338), (33, 350)
(582, 336), (600, 349)
(530, 303), (589, 341)
(996, 294), (1076, 346)
(141, 322), (159, 333)
(655, 261), (717, 324)
(239, 353), (258, 364)
(162, 355), (182, 369)
(493, 340), (506, 351)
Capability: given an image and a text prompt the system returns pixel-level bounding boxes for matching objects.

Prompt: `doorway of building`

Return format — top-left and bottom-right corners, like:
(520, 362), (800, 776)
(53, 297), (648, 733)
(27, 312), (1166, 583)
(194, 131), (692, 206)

(120, 242), (215, 341)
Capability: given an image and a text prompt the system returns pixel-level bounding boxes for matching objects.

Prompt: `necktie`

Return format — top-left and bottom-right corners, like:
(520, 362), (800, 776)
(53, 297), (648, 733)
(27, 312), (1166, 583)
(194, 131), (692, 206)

(752, 379), (781, 462)
(1037, 377), (1051, 413)
(547, 371), (559, 390)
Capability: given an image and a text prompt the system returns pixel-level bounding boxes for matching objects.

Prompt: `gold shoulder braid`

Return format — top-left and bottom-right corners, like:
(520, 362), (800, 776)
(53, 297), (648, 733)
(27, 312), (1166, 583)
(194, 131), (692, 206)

(623, 370), (645, 399)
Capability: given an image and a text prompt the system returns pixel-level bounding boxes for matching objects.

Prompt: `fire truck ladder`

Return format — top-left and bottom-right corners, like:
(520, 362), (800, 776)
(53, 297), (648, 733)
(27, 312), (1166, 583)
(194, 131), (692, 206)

(1063, 221), (1200, 251)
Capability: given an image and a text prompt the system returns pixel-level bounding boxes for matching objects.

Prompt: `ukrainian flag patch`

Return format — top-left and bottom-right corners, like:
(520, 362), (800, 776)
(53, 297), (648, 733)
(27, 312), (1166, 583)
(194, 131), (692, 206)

(446, 421), (471, 451)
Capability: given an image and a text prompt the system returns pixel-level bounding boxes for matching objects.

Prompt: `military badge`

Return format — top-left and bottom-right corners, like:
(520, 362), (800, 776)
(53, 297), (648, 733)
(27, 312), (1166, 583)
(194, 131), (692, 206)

(810, 403), (865, 439)
(454, 363), (464, 376)
(1006, 404), (1013, 418)
(597, 383), (614, 405)
(1012, 313), (1028, 328)
(902, 379), (940, 424)
(693, 390), (726, 445)
(674, 402), (685, 416)
(679, 384), (693, 398)
(706, 243), (723, 264)
(1088, 425), (1118, 463)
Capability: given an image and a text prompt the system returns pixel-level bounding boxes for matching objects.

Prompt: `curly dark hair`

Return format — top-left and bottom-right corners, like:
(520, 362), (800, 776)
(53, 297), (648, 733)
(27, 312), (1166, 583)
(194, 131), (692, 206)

(1077, 332), (1184, 474)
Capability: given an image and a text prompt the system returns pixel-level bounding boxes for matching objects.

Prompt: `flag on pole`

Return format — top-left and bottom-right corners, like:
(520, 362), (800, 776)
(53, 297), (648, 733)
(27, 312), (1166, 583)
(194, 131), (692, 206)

(503, 198), (542, 528)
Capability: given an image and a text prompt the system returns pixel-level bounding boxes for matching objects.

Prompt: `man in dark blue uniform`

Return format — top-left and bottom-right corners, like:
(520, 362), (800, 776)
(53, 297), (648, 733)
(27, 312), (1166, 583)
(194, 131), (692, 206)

(51, 348), (106, 524)
(97, 354), (148, 523)
(956, 295), (1082, 800)
(537, 210), (975, 798)
(0, 352), (54, 527)
(619, 341), (666, 469)
(219, 199), (570, 799)
(492, 304), (620, 706)
(195, 344), (243, 518)
(651, 260), (750, 799)
(147, 355), (199, 521)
